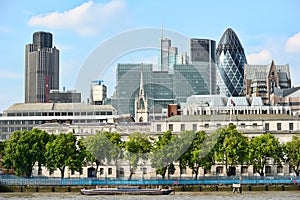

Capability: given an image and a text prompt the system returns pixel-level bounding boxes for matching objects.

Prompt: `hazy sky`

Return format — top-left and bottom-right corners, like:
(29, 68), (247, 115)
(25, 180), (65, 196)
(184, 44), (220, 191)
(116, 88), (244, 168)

(1, 0), (300, 112)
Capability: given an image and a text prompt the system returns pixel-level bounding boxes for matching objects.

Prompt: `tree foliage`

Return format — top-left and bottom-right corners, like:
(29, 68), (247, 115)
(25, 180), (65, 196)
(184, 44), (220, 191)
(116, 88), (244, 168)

(284, 135), (300, 176)
(249, 133), (283, 176)
(2, 129), (51, 177)
(214, 125), (249, 176)
(45, 132), (84, 178)
(125, 132), (152, 180)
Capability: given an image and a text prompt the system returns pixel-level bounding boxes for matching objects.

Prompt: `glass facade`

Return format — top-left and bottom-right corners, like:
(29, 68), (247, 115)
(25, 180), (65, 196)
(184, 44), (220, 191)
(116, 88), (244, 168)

(112, 63), (209, 117)
(216, 28), (247, 97)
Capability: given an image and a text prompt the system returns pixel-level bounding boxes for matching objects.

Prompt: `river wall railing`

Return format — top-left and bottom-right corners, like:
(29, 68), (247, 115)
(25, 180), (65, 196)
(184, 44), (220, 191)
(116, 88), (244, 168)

(0, 175), (299, 186)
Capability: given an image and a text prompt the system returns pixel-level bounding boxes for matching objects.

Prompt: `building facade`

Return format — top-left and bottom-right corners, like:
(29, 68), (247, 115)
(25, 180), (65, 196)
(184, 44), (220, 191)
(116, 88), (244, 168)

(112, 63), (209, 120)
(160, 37), (178, 72)
(0, 103), (117, 140)
(244, 60), (291, 105)
(216, 28), (247, 97)
(190, 38), (217, 94)
(25, 31), (59, 103)
(89, 80), (107, 105)
(49, 90), (81, 103)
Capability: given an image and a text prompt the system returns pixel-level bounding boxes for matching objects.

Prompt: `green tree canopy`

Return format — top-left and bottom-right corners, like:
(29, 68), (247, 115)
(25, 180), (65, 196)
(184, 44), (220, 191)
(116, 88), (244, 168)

(45, 132), (83, 178)
(2, 129), (50, 177)
(214, 125), (249, 176)
(284, 135), (300, 176)
(125, 132), (152, 180)
(249, 133), (283, 176)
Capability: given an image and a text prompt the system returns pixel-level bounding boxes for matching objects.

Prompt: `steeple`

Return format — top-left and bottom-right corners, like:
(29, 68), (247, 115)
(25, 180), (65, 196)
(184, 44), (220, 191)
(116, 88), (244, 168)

(135, 70), (149, 122)
(139, 71), (144, 97)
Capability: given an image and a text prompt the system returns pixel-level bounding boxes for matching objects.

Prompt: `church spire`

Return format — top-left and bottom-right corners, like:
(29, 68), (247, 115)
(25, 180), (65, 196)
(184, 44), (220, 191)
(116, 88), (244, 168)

(139, 71), (144, 96)
(135, 70), (149, 122)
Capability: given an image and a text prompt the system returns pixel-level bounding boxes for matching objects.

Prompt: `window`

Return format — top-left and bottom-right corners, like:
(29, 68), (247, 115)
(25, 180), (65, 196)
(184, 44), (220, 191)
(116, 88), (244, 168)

(142, 168), (147, 175)
(253, 123), (257, 128)
(49, 168), (54, 175)
(168, 124), (173, 131)
(119, 168), (124, 176)
(38, 168), (42, 175)
(241, 166), (248, 174)
(265, 123), (269, 131)
(204, 124), (209, 128)
(181, 124), (185, 131)
(204, 168), (211, 175)
(192, 124), (197, 131)
(277, 123), (281, 131)
(217, 123), (221, 128)
(157, 124), (161, 132)
(108, 168), (112, 175)
(100, 168), (104, 175)
(181, 167), (187, 175)
(277, 166), (283, 174)
(265, 166), (272, 175)
(216, 166), (223, 175)
(289, 123), (293, 131)
(241, 123), (245, 128)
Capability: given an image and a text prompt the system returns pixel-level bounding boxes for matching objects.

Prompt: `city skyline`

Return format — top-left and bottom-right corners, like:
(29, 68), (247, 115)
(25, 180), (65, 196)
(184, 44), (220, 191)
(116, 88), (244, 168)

(1, 0), (300, 112)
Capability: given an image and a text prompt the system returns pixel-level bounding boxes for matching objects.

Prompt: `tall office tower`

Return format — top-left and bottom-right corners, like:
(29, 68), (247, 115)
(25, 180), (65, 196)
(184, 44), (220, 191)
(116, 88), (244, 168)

(25, 31), (59, 103)
(160, 37), (178, 72)
(216, 28), (247, 97)
(190, 38), (217, 94)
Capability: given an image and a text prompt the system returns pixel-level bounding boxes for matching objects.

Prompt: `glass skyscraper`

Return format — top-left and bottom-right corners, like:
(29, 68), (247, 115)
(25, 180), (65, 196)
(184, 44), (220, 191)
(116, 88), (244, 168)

(190, 39), (217, 94)
(216, 28), (247, 97)
(112, 63), (209, 118)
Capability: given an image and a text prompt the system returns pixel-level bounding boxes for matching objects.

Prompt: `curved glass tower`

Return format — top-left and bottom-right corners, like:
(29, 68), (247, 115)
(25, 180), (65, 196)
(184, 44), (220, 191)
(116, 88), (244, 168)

(216, 28), (247, 96)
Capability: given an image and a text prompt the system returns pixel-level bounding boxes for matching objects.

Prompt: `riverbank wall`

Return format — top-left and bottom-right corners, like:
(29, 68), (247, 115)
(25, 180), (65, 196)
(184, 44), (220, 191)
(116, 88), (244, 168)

(1, 184), (299, 193)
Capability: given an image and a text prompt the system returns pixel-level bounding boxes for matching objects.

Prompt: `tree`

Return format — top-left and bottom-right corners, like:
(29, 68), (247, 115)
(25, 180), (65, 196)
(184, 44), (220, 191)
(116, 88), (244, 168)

(2, 129), (51, 177)
(45, 133), (83, 178)
(214, 125), (249, 176)
(249, 133), (283, 176)
(284, 135), (300, 176)
(83, 131), (124, 178)
(125, 132), (152, 180)
(181, 130), (214, 179)
(151, 130), (173, 179)
(31, 129), (52, 175)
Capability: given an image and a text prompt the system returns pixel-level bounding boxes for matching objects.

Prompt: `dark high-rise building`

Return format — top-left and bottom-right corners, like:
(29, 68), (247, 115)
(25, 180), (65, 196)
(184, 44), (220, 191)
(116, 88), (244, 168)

(190, 39), (217, 94)
(190, 38), (216, 63)
(25, 31), (59, 103)
(216, 28), (247, 97)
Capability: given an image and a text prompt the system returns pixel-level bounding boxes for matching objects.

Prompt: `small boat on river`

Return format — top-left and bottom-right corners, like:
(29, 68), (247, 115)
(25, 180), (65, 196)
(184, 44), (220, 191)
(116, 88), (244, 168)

(80, 186), (174, 195)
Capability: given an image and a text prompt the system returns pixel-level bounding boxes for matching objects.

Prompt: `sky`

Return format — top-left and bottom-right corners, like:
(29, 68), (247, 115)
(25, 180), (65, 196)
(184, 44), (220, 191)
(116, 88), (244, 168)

(1, 0), (300, 112)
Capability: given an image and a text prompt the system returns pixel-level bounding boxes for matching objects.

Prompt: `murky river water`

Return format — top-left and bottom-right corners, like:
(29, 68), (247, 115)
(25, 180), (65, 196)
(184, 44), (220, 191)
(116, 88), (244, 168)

(1, 191), (300, 200)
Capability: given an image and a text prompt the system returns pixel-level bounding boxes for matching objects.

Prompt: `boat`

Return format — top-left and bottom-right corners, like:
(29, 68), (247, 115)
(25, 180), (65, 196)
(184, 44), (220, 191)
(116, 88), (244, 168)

(80, 186), (174, 195)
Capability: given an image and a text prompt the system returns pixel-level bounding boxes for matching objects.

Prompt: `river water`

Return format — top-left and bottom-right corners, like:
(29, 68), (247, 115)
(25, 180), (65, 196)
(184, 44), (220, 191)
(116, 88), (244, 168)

(1, 191), (300, 200)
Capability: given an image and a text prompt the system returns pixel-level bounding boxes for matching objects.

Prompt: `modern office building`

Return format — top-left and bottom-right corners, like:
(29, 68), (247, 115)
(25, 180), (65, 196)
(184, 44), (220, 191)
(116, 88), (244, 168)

(112, 63), (209, 120)
(244, 60), (291, 104)
(160, 37), (178, 73)
(190, 39), (217, 94)
(216, 28), (247, 97)
(89, 80), (107, 105)
(25, 31), (59, 103)
(0, 103), (117, 140)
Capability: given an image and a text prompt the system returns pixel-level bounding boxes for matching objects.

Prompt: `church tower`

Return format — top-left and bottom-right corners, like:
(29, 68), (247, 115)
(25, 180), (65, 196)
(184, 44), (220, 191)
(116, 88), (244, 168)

(135, 71), (149, 122)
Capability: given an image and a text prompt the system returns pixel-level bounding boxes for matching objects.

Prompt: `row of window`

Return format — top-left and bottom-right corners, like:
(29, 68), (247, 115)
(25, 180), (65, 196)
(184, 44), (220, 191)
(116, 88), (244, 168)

(6, 111), (113, 117)
(156, 122), (295, 132)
